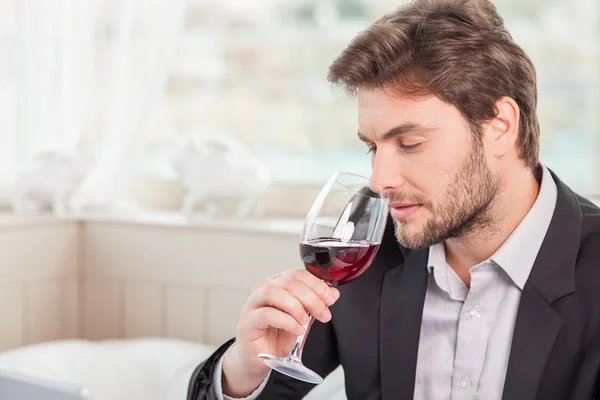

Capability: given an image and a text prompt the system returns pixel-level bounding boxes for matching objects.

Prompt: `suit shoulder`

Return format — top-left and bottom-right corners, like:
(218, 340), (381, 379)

(577, 194), (600, 245)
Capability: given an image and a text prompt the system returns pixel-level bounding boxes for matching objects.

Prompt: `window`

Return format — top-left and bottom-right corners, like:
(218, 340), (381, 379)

(0, 0), (596, 213)
(146, 0), (600, 198)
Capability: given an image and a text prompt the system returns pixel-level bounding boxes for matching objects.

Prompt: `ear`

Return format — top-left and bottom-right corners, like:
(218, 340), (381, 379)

(482, 96), (520, 159)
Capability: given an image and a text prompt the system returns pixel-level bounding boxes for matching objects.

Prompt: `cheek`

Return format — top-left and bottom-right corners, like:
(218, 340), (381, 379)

(421, 141), (469, 188)
(404, 157), (449, 196)
(411, 161), (460, 214)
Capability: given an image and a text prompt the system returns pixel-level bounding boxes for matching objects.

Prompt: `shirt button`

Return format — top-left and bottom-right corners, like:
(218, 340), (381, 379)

(460, 377), (470, 390)
(469, 305), (481, 320)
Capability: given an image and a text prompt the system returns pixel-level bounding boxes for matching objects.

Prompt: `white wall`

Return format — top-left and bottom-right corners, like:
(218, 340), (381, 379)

(0, 217), (81, 351)
(0, 215), (302, 351)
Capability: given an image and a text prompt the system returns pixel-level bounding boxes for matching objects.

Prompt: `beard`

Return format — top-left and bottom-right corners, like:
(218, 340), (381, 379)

(392, 141), (499, 249)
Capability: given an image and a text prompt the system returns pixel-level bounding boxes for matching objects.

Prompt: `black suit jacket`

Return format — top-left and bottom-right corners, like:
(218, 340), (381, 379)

(188, 172), (600, 400)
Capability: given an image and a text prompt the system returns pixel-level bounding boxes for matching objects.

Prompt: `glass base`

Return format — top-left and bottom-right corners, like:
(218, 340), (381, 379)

(257, 353), (324, 384)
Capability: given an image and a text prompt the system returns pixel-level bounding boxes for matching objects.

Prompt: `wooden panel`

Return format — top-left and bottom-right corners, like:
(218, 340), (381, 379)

(83, 278), (121, 340)
(0, 223), (79, 283)
(208, 289), (249, 346)
(0, 283), (24, 351)
(83, 222), (299, 288)
(61, 278), (80, 339)
(165, 285), (205, 342)
(28, 280), (61, 344)
(124, 282), (163, 338)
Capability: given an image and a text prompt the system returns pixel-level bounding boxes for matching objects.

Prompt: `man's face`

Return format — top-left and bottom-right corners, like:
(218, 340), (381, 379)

(358, 88), (499, 249)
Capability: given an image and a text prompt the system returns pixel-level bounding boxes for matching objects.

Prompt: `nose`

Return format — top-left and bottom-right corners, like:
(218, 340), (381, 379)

(369, 148), (405, 193)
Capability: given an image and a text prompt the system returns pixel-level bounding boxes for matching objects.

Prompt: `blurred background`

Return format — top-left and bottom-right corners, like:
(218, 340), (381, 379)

(0, 1), (596, 399)
(0, 0), (595, 216)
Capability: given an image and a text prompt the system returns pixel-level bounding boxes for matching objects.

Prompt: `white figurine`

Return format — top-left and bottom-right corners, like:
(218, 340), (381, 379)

(167, 134), (271, 218)
(10, 149), (91, 216)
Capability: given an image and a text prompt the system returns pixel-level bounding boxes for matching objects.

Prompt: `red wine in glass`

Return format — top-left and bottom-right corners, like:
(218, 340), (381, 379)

(300, 238), (380, 286)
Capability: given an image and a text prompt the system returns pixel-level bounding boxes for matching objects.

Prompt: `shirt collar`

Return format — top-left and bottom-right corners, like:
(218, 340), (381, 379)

(427, 164), (558, 290)
(427, 242), (445, 275)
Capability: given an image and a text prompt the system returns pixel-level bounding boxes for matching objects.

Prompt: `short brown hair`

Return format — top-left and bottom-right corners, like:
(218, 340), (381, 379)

(328, 0), (539, 168)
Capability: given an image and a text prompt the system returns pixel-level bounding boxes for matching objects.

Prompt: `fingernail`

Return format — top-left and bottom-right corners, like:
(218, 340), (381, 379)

(322, 308), (332, 321)
(297, 325), (306, 335)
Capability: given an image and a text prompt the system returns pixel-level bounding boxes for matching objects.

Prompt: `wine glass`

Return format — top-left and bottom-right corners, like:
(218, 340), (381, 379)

(258, 172), (389, 384)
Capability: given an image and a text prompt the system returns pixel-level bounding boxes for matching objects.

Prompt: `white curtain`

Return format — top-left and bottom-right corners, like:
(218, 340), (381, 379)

(12, 0), (187, 211)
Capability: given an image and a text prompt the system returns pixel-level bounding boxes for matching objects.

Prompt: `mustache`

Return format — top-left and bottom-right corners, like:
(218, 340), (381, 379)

(383, 190), (430, 207)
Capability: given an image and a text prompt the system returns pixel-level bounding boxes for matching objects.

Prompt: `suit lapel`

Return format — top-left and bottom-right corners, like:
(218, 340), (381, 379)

(502, 171), (582, 400)
(501, 283), (564, 400)
(380, 248), (429, 400)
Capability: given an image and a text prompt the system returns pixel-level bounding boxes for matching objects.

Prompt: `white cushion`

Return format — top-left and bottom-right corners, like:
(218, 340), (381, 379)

(0, 339), (347, 399)
(0, 338), (215, 400)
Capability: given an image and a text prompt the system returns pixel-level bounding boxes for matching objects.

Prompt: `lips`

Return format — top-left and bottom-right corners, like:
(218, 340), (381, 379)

(390, 203), (422, 219)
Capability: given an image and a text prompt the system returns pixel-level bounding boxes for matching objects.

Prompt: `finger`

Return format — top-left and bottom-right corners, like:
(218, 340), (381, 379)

(251, 285), (311, 325)
(249, 307), (306, 336)
(285, 269), (340, 306)
(275, 276), (333, 323)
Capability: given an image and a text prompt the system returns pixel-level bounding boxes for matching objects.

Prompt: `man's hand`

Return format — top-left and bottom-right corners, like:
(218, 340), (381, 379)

(222, 269), (340, 397)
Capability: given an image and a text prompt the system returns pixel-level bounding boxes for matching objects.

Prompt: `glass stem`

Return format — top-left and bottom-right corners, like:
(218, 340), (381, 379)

(288, 313), (316, 359)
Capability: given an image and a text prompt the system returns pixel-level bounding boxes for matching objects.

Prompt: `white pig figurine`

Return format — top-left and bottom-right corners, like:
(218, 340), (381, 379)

(10, 149), (91, 216)
(167, 135), (271, 218)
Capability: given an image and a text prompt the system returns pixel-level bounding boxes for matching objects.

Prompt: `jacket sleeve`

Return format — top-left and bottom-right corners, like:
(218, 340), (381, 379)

(187, 338), (236, 400)
(187, 319), (340, 400)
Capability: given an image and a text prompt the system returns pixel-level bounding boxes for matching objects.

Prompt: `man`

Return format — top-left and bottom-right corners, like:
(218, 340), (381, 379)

(188, 0), (600, 399)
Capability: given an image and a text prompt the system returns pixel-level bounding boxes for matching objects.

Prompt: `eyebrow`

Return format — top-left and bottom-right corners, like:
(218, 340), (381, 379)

(357, 123), (435, 142)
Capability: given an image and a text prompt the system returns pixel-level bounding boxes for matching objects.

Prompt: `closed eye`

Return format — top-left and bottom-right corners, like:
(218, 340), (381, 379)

(400, 143), (421, 151)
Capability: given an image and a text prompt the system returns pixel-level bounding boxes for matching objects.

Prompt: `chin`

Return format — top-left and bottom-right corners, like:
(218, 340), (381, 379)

(393, 221), (425, 249)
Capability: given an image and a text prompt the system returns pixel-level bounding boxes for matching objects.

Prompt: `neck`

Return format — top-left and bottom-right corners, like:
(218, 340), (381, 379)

(444, 167), (540, 287)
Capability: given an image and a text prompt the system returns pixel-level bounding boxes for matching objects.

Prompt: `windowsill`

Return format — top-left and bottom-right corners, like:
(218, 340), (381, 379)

(0, 210), (305, 235)
(80, 210), (305, 235)
(0, 213), (77, 228)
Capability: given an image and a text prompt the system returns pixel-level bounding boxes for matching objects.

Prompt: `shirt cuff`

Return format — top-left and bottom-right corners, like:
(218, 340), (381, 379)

(213, 348), (271, 400)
